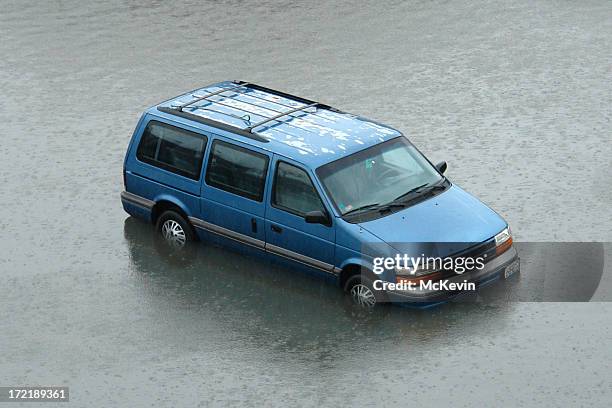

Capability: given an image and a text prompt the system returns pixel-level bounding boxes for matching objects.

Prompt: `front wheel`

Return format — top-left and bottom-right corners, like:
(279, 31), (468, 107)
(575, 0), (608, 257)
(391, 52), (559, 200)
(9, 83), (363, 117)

(344, 275), (384, 308)
(156, 210), (195, 248)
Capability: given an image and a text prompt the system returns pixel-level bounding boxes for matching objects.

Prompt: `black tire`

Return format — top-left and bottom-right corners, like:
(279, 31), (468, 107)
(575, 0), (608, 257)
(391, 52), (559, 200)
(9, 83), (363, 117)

(344, 274), (386, 308)
(156, 210), (196, 248)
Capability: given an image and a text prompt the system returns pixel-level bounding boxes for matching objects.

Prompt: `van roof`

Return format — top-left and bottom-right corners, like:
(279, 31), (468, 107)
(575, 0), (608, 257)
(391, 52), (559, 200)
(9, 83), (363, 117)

(150, 81), (402, 168)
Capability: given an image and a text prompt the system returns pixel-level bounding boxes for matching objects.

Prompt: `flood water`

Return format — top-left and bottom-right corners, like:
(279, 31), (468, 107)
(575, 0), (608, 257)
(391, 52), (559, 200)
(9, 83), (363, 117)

(1, 1), (611, 406)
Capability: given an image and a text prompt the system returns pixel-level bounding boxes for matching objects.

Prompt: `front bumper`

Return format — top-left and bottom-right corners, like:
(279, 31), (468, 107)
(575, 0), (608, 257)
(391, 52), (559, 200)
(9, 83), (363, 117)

(385, 245), (519, 306)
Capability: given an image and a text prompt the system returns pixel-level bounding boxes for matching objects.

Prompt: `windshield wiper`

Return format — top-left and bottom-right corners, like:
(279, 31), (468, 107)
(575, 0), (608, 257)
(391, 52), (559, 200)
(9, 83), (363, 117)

(342, 203), (383, 216)
(391, 183), (429, 203)
(391, 180), (447, 204)
(343, 201), (407, 217)
(375, 202), (407, 214)
(343, 180), (448, 218)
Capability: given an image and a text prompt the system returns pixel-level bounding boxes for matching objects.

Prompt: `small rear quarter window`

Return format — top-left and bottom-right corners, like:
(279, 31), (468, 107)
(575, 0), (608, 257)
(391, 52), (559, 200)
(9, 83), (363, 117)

(136, 121), (207, 180)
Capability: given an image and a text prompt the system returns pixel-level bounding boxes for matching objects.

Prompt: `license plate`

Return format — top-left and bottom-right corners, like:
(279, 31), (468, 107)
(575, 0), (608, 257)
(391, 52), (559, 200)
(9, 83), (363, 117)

(504, 258), (520, 279)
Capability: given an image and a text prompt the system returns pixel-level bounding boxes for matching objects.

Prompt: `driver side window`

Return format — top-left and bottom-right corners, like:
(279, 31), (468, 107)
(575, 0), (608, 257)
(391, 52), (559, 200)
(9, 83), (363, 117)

(273, 162), (325, 216)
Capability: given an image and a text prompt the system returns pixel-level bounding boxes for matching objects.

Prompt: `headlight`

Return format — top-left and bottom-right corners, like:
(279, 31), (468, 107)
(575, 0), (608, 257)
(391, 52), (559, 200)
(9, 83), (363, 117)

(494, 227), (513, 255)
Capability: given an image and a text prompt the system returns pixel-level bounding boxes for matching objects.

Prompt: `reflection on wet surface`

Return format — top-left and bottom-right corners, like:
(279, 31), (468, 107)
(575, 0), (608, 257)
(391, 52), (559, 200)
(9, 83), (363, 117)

(124, 217), (515, 348)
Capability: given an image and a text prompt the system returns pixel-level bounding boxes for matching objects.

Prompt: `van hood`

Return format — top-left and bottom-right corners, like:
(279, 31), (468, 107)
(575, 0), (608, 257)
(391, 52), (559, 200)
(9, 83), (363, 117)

(357, 184), (506, 251)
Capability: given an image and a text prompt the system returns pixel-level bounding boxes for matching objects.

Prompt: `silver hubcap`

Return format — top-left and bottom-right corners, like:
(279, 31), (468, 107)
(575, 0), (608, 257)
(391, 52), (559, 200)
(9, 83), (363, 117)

(350, 283), (376, 308)
(161, 219), (186, 248)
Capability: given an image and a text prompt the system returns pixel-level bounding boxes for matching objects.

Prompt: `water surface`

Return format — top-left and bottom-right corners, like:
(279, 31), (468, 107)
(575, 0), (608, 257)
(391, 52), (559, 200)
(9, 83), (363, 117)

(1, 1), (611, 406)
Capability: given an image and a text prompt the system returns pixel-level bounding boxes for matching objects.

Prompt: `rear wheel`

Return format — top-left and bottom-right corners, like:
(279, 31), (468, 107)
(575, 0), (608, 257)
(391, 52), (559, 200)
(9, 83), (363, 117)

(156, 210), (195, 248)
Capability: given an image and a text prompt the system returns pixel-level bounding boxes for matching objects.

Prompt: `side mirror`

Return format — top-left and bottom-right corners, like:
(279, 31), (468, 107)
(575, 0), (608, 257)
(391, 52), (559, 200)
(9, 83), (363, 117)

(435, 161), (447, 174)
(304, 210), (329, 225)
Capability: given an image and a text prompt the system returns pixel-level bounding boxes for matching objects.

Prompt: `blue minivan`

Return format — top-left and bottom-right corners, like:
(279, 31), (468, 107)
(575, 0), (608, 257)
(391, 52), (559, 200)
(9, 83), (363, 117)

(122, 81), (519, 307)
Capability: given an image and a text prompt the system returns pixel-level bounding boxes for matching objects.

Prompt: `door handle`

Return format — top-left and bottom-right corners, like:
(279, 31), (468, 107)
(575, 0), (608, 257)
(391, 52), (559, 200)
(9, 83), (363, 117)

(251, 218), (257, 233)
(271, 224), (283, 233)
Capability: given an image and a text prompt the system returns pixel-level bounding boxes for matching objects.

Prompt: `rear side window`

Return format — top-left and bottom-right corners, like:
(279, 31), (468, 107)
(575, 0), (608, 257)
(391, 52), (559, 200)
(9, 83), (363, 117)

(273, 162), (325, 216)
(136, 121), (207, 180)
(205, 140), (269, 201)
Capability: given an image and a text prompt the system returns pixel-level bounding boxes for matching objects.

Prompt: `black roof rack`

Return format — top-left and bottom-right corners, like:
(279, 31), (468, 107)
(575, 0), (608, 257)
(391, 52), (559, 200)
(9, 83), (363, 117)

(158, 81), (335, 143)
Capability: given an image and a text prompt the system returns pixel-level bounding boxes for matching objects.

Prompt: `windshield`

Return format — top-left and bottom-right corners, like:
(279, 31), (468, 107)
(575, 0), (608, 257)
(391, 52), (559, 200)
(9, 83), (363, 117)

(316, 137), (443, 216)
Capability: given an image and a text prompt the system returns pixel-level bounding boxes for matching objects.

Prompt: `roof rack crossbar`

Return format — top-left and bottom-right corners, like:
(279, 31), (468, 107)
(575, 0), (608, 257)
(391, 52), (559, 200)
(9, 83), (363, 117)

(178, 96), (272, 124)
(246, 103), (318, 132)
(233, 90), (343, 125)
(177, 82), (250, 111)
(188, 107), (252, 124)
(184, 85), (304, 116)
(183, 97), (323, 137)
(225, 90), (348, 132)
